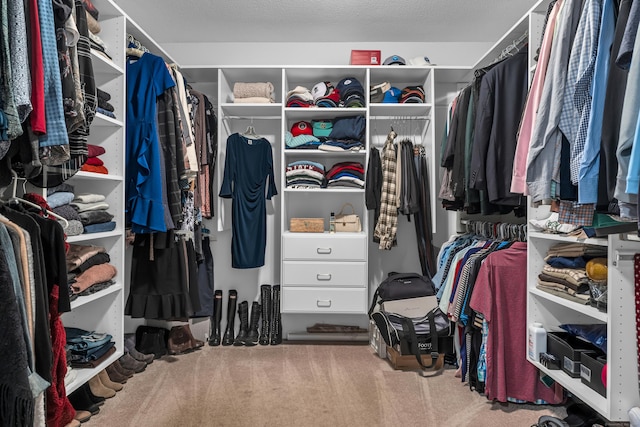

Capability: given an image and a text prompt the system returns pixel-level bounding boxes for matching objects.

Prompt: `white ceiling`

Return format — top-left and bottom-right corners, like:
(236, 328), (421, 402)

(116, 0), (538, 44)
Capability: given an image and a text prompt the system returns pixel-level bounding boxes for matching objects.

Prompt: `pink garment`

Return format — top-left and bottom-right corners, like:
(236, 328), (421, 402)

(469, 242), (561, 404)
(510, 0), (564, 194)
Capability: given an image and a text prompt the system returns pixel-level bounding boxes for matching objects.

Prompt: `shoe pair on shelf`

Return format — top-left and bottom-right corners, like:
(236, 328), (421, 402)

(124, 333), (156, 363)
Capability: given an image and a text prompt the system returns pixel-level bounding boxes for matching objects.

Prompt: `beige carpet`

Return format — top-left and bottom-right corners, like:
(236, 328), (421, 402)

(86, 344), (566, 427)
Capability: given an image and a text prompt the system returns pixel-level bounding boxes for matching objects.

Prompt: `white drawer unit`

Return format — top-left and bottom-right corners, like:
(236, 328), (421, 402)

(282, 261), (366, 287)
(282, 287), (368, 314)
(282, 232), (367, 261)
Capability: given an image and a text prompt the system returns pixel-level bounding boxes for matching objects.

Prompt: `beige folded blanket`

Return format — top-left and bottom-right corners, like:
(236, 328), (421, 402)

(234, 97), (273, 104)
(233, 82), (274, 100)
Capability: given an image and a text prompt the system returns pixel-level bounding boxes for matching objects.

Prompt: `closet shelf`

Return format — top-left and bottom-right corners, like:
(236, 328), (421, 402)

(527, 231), (608, 247)
(369, 103), (432, 116)
(69, 282), (123, 311)
(64, 350), (123, 395)
(91, 49), (124, 77)
(284, 149), (366, 156)
(283, 188), (365, 194)
(282, 230), (365, 236)
(220, 103), (283, 117)
(529, 287), (608, 323)
(74, 171), (124, 182)
(93, 112), (124, 127)
(528, 358), (606, 415)
(67, 229), (123, 243)
(284, 108), (367, 121)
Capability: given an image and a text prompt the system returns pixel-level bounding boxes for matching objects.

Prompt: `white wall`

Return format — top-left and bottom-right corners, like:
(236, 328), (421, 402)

(162, 41), (492, 67)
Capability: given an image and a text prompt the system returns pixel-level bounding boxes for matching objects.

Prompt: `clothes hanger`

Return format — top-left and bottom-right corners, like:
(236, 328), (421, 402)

(126, 47), (145, 58)
(6, 169), (69, 228)
(241, 118), (260, 139)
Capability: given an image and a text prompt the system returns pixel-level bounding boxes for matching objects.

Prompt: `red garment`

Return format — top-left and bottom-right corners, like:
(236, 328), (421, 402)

(87, 144), (106, 158)
(28, 0), (45, 134)
(46, 285), (75, 427)
(470, 242), (561, 404)
(81, 164), (109, 174)
(85, 156), (104, 166)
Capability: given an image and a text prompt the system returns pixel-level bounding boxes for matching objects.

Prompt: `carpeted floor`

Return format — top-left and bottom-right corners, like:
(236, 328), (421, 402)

(85, 344), (566, 427)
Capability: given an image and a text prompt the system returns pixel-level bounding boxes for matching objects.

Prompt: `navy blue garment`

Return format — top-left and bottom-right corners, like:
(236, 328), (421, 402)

(192, 236), (214, 318)
(219, 134), (278, 269)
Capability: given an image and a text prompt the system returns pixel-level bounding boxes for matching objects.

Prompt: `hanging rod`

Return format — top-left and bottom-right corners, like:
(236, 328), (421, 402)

(370, 116), (430, 120)
(222, 116), (281, 120)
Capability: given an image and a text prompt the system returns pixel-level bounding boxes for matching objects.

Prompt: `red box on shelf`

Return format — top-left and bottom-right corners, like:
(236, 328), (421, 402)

(350, 50), (381, 66)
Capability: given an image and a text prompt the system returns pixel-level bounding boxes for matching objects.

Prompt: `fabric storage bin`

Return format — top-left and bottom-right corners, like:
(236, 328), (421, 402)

(547, 332), (597, 378)
(580, 351), (606, 397)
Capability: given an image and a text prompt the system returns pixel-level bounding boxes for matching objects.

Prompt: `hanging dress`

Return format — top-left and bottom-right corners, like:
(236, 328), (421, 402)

(219, 133), (277, 269)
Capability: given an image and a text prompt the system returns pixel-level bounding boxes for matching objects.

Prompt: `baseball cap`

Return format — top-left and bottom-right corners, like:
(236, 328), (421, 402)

(311, 81), (334, 102)
(408, 56), (431, 66)
(399, 85), (425, 103)
(291, 121), (313, 137)
(370, 81), (391, 103)
(383, 55), (406, 66)
(382, 87), (402, 103)
(312, 120), (333, 138)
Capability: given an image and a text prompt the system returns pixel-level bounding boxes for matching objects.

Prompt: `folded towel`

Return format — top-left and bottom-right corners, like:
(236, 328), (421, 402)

(73, 193), (106, 203)
(52, 204), (82, 221)
(71, 201), (109, 212)
(78, 210), (114, 226)
(234, 97), (273, 104)
(62, 219), (84, 236)
(233, 82), (274, 100)
(83, 221), (116, 234)
(47, 191), (75, 209)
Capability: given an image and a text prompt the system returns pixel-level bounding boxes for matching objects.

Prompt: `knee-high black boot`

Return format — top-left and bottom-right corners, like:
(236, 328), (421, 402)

(270, 285), (282, 345)
(244, 301), (261, 346)
(258, 285), (271, 345)
(208, 290), (223, 346)
(221, 289), (237, 346)
(233, 301), (249, 346)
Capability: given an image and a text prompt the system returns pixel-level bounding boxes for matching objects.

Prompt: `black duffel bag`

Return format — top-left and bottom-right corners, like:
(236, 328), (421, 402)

(368, 272), (436, 317)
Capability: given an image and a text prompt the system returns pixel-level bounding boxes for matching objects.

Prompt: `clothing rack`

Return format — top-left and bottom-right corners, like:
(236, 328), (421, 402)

(491, 31), (529, 65)
(460, 219), (527, 242)
(371, 116), (431, 146)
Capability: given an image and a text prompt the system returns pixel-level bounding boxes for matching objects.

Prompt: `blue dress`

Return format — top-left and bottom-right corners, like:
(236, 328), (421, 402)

(126, 53), (176, 233)
(219, 133), (277, 268)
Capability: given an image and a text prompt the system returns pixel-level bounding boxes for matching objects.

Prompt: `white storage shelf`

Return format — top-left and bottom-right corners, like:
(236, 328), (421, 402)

(57, 0), (127, 397)
(527, 231), (640, 421)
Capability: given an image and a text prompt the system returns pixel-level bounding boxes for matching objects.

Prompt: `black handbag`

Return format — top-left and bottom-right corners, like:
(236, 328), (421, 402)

(135, 325), (169, 358)
(368, 272), (436, 317)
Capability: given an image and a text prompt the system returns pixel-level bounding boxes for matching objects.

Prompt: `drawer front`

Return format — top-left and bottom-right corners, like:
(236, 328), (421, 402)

(281, 287), (368, 314)
(283, 261), (366, 287)
(282, 234), (366, 261)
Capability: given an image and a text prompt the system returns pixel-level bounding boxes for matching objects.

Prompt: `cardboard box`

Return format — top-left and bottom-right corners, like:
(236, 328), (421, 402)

(350, 50), (381, 66)
(289, 218), (324, 233)
(369, 320), (387, 359)
(386, 345), (444, 370)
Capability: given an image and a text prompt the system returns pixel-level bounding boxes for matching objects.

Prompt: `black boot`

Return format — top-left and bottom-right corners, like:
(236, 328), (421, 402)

(221, 289), (237, 346)
(270, 285), (282, 345)
(258, 285), (271, 345)
(233, 301), (249, 346)
(208, 290), (223, 346)
(245, 301), (261, 346)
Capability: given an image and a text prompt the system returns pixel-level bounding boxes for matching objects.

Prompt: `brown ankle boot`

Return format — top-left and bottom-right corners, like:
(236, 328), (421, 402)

(98, 369), (123, 391)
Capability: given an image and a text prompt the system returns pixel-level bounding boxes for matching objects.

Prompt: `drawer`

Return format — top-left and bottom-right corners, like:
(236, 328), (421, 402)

(283, 261), (366, 287)
(281, 287), (368, 314)
(282, 233), (366, 261)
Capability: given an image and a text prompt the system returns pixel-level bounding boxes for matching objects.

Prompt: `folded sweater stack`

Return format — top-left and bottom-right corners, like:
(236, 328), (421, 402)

(81, 144), (108, 174)
(232, 82), (275, 103)
(70, 193), (116, 234)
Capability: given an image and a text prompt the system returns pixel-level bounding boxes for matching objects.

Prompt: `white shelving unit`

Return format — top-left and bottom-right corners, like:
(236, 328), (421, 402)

(527, 231), (640, 421)
(59, 0), (126, 395)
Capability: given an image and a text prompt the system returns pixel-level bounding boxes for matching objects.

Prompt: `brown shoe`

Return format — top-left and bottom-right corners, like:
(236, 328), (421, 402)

(64, 420), (81, 427)
(98, 369), (123, 391)
(119, 353), (146, 373)
(112, 360), (134, 378)
(105, 363), (128, 384)
(74, 409), (92, 423)
(88, 375), (115, 399)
